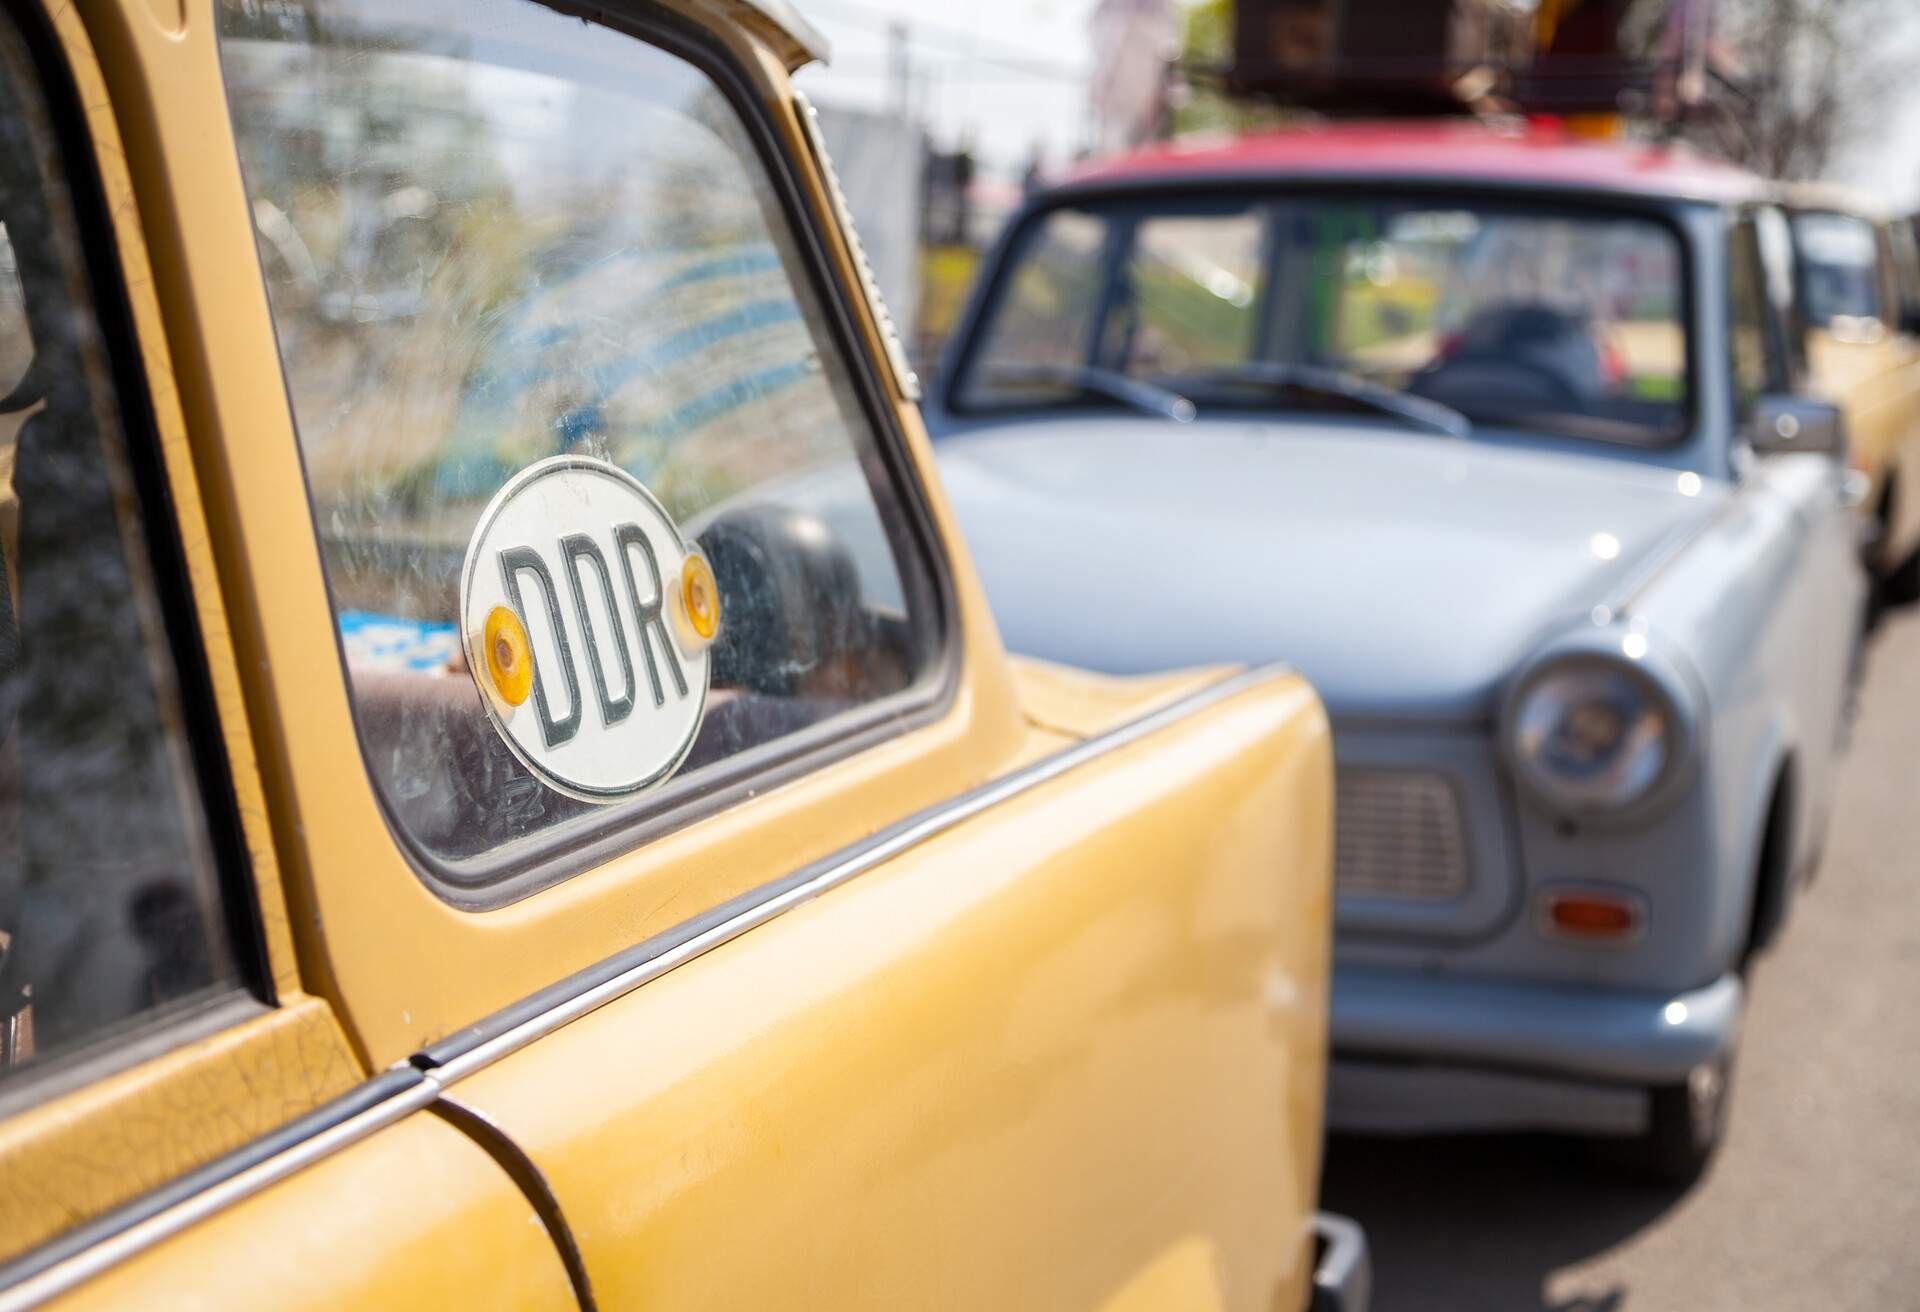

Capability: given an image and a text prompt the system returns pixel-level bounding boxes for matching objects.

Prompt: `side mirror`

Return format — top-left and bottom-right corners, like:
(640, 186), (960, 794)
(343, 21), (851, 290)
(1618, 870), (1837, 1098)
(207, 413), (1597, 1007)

(1748, 395), (1848, 459)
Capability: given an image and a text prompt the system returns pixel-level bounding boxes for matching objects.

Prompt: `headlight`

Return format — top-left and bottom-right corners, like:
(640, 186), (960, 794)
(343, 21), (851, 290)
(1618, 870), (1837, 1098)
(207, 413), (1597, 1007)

(1508, 658), (1677, 814)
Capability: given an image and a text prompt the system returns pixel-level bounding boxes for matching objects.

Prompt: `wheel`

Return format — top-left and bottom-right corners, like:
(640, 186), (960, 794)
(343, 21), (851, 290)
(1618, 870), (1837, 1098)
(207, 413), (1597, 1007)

(1623, 1048), (1735, 1186)
(1879, 541), (1920, 609)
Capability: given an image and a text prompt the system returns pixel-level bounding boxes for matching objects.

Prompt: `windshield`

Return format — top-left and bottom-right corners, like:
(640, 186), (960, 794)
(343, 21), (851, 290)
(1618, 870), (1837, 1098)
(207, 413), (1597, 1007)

(953, 195), (1692, 446)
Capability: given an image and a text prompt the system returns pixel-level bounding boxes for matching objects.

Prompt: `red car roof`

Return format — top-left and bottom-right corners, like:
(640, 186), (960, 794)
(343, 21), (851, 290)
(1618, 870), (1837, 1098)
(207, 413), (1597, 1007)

(1062, 119), (1764, 204)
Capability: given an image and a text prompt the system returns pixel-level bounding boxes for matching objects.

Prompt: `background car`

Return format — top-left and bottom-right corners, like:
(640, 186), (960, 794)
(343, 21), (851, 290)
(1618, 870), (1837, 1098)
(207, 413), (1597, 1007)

(927, 119), (1868, 1182)
(1781, 186), (1920, 612)
(0, 1), (1364, 1309)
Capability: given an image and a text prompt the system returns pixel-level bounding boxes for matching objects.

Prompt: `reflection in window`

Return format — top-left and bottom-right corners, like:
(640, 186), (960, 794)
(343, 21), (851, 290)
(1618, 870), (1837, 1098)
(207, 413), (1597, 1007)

(217, 0), (938, 877)
(1121, 213), (1262, 376)
(0, 15), (242, 1082)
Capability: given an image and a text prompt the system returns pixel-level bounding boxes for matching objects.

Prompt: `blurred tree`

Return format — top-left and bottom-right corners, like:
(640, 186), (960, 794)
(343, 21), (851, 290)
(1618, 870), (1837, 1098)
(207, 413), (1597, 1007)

(1711, 0), (1909, 180)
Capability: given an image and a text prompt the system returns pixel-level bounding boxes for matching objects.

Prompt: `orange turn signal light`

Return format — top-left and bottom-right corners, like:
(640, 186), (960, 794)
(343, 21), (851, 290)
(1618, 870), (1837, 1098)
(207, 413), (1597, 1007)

(1543, 890), (1641, 942)
(483, 604), (533, 707)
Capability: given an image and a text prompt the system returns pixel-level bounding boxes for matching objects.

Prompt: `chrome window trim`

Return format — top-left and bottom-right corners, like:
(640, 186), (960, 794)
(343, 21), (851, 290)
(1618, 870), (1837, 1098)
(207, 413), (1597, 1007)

(0, 661), (1294, 1309)
(792, 90), (921, 402)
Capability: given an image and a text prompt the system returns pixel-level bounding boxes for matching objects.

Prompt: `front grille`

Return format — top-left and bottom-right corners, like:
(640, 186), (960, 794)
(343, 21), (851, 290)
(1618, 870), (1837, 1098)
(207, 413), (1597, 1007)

(1335, 769), (1470, 901)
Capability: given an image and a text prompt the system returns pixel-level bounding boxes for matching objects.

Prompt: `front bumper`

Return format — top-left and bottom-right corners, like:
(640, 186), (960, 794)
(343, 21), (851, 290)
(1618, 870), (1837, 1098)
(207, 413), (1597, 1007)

(1310, 1212), (1371, 1312)
(1328, 966), (1743, 1135)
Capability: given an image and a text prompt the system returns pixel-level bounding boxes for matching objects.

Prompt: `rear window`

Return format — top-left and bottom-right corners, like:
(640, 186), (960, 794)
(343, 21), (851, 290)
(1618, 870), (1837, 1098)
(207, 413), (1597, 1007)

(1792, 211), (1885, 328)
(216, 0), (944, 892)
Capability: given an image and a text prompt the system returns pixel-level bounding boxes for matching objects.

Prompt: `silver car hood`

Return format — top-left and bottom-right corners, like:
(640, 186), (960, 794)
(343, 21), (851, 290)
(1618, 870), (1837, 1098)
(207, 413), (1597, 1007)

(935, 416), (1726, 721)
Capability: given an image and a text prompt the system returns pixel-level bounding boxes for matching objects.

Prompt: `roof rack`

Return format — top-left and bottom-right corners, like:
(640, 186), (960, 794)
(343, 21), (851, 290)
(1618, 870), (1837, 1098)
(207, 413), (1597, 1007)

(1226, 0), (1723, 124)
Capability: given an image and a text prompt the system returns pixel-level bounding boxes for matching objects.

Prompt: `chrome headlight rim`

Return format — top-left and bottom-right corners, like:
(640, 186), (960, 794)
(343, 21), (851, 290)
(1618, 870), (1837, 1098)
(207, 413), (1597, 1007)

(1502, 646), (1698, 824)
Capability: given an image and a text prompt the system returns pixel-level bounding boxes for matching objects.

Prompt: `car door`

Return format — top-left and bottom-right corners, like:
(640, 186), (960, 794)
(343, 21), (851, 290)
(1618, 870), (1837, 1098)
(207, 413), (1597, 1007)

(1735, 211), (1858, 842)
(1798, 210), (1920, 571)
(1874, 219), (1920, 573)
(181, 1), (1338, 1310)
(0, 4), (576, 1307)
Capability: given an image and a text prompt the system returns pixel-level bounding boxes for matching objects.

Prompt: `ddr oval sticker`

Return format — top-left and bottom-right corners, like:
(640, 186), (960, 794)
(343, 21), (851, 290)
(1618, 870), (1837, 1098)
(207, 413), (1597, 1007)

(460, 457), (714, 803)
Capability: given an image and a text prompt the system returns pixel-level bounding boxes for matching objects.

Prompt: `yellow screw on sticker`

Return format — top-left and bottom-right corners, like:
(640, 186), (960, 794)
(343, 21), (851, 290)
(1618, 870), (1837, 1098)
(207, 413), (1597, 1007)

(682, 553), (720, 643)
(483, 604), (533, 707)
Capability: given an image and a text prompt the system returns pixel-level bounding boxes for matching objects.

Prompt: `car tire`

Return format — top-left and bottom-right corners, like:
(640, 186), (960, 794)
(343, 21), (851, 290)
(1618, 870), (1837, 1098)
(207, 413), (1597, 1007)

(1622, 1048), (1735, 1186)
(1879, 541), (1920, 609)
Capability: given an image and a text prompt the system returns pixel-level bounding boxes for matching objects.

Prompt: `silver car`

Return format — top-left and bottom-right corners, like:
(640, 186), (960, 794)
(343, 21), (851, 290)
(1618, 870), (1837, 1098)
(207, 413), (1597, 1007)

(926, 121), (1874, 1181)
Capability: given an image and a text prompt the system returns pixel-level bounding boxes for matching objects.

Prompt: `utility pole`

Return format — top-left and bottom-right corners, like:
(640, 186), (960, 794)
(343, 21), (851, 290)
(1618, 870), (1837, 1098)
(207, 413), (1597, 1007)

(888, 21), (911, 120)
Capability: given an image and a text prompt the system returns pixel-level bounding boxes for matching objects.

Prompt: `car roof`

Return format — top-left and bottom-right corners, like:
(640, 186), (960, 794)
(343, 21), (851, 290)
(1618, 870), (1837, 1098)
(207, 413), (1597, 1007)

(1775, 179), (1890, 223)
(1057, 119), (1768, 206)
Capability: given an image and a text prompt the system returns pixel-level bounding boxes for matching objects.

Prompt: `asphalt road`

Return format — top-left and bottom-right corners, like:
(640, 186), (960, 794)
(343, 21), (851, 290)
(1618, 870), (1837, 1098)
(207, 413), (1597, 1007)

(1319, 609), (1920, 1312)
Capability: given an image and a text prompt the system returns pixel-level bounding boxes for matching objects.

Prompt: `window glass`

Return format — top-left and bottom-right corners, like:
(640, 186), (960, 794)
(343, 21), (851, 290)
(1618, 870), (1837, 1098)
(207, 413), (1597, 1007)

(0, 15), (243, 1082)
(963, 208), (1106, 402)
(1792, 212), (1884, 328)
(216, 0), (940, 880)
(1118, 213), (1262, 375)
(959, 196), (1690, 447)
(1729, 222), (1774, 420)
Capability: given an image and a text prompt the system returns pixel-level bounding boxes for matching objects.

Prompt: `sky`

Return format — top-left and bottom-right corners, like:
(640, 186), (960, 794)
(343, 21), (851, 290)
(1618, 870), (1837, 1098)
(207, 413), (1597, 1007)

(794, 0), (1920, 212)
(1835, 83), (1920, 214)
(793, 0), (1098, 175)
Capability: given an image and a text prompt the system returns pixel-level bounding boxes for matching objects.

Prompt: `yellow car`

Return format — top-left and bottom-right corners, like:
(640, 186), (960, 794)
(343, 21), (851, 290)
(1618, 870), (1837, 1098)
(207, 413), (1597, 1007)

(1786, 188), (1920, 607)
(0, 1), (1362, 1309)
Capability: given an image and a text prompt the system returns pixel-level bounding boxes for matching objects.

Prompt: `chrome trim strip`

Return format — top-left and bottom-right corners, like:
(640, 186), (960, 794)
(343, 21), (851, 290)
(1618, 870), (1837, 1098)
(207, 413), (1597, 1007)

(0, 661), (1292, 1308)
(792, 90), (921, 402)
(0, 1076), (439, 1312)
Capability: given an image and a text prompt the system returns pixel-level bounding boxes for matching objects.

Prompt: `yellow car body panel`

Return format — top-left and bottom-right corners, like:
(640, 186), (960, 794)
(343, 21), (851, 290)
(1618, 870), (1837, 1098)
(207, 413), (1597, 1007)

(0, 999), (360, 1263)
(451, 674), (1333, 1312)
(1, 0), (1345, 1306)
(44, 1112), (577, 1312)
(1007, 655), (1239, 737)
(73, 0), (1035, 1072)
(1808, 327), (1920, 569)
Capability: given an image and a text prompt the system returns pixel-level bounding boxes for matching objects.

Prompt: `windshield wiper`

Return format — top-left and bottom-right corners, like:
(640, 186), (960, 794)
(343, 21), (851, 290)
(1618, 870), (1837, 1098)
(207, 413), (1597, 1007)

(983, 363), (1197, 423)
(1190, 362), (1471, 439)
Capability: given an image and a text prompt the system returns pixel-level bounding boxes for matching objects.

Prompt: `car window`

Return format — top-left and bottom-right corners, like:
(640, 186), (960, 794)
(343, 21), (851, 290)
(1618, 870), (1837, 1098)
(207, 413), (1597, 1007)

(215, 0), (942, 888)
(971, 208), (1107, 393)
(958, 196), (1691, 447)
(0, 13), (246, 1085)
(1117, 212), (1263, 375)
(1792, 211), (1884, 329)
